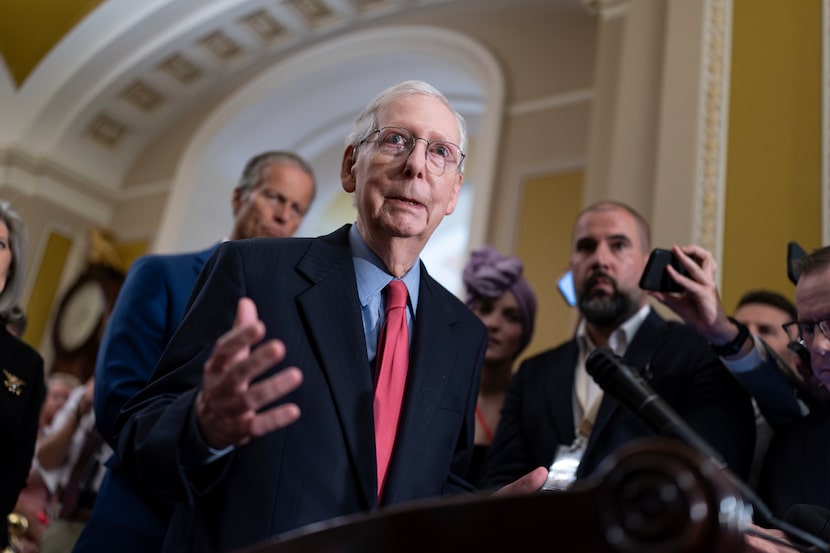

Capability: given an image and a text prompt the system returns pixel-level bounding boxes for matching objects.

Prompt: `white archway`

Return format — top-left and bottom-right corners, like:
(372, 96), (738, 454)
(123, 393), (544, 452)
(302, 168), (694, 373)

(156, 24), (505, 293)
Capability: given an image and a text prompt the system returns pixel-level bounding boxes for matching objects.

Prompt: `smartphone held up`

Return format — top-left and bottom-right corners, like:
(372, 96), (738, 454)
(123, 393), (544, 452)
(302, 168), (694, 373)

(639, 249), (697, 293)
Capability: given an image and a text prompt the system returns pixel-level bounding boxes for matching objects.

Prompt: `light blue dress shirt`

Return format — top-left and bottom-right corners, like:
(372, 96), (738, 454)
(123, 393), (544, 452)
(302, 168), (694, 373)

(348, 224), (419, 365)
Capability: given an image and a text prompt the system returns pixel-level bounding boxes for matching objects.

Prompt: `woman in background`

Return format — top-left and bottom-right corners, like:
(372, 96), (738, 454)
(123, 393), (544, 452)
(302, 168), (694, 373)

(0, 200), (45, 551)
(462, 246), (537, 485)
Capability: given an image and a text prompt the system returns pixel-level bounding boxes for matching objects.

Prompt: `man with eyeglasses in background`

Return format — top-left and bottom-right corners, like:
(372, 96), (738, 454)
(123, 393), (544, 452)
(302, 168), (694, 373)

(72, 151), (316, 553)
(106, 80), (545, 553)
(652, 243), (830, 550)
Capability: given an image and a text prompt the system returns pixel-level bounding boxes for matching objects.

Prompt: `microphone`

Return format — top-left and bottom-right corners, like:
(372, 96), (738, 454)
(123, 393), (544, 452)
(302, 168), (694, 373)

(585, 348), (829, 553)
(585, 347), (726, 467)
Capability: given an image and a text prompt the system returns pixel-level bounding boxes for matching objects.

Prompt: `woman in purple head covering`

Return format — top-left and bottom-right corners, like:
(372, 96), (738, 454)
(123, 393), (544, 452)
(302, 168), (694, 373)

(462, 246), (537, 485)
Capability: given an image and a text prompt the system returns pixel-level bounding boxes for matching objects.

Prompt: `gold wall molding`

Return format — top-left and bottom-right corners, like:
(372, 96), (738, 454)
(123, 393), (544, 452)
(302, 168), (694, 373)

(694, 0), (733, 262)
(824, 0), (830, 244)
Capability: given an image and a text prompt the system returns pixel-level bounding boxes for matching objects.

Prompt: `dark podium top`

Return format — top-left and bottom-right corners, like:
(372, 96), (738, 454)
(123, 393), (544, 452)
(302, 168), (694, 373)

(237, 438), (749, 553)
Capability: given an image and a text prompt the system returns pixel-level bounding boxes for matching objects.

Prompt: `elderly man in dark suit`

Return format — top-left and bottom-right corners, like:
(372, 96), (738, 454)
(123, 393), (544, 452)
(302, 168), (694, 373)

(72, 151), (316, 553)
(480, 201), (756, 490)
(108, 81), (546, 553)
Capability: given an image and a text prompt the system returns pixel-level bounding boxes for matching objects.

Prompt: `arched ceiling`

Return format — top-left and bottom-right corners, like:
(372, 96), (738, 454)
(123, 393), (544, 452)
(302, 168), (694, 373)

(0, 0), (106, 86)
(0, 0), (583, 197)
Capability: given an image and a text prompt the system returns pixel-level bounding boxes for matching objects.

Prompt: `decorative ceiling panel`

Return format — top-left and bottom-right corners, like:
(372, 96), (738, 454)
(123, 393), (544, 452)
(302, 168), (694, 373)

(86, 114), (128, 148)
(120, 80), (164, 112)
(240, 9), (289, 42)
(284, 0), (341, 28)
(199, 30), (244, 62)
(156, 53), (203, 85)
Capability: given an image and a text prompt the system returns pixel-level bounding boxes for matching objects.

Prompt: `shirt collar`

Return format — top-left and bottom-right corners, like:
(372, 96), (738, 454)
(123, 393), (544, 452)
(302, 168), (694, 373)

(577, 303), (651, 357)
(348, 224), (420, 313)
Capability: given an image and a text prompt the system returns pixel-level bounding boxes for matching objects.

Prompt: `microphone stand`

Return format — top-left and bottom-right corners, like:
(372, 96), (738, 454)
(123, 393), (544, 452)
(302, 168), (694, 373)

(586, 348), (829, 553)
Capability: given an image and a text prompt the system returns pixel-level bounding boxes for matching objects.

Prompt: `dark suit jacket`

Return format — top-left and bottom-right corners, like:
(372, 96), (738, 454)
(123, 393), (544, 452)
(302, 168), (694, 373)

(0, 328), (45, 548)
(730, 341), (804, 429)
(113, 225), (487, 553)
(480, 310), (756, 488)
(759, 404), (830, 518)
(73, 246), (216, 553)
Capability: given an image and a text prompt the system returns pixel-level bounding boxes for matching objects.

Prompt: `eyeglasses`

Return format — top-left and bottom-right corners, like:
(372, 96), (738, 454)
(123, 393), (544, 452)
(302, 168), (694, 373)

(359, 127), (465, 176)
(783, 319), (830, 344)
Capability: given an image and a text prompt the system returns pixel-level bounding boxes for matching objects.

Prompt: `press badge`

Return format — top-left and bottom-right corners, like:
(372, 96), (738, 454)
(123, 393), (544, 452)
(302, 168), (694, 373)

(541, 435), (586, 491)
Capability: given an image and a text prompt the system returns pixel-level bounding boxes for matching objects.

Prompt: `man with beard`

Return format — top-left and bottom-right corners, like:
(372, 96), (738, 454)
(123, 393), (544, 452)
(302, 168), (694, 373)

(479, 201), (756, 490)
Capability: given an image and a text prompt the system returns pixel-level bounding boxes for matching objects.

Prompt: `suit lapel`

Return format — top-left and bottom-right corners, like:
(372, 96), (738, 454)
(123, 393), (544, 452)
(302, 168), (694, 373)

(388, 267), (458, 485)
(548, 343), (580, 444)
(192, 245), (217, 276)
(295, 226), (376, 508)
(584, 311), (666, 460)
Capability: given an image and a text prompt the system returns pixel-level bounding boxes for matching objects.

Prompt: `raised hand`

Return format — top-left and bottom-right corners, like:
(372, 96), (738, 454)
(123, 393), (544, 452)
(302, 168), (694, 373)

(195, 297), (303, 449)
(650, 245), (737, 346)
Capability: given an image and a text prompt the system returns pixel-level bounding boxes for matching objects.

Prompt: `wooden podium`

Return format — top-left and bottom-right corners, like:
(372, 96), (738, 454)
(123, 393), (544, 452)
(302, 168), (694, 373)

(236, 438), (749, 553)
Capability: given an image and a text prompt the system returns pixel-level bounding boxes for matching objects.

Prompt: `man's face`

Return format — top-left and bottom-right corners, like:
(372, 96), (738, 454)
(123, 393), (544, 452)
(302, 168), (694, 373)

(733, 302), (794, 367)
(341, 94), (462, 248)
(569, 207), (649, 328)
(231, 161), (315, 240)
(795, 266), (830, 388)
(41, 379), (73, 426)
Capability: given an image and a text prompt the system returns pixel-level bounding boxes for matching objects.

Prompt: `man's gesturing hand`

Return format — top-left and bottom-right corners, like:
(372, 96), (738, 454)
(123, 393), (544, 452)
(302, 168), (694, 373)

(195, 297), (303, 449)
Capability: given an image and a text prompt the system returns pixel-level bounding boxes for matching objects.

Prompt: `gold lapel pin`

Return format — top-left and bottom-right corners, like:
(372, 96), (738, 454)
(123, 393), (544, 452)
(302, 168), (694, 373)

(3, 369), (26, 396)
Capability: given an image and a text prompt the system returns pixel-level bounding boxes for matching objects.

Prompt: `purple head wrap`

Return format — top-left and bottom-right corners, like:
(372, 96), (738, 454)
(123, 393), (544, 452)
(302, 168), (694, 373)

(462, 246), (537, 355)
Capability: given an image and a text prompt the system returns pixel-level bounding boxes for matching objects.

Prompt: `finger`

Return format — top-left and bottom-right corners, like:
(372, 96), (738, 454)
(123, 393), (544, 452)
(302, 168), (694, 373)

(674, 244), (717, 276)
(205, 319), (266, 376)
(204, 298), (265, 377)
(245, 367), (303, 412)
(664, 263), (697, 289)
(493, 466), (548, 497)
(234, 339), (288, 390)
(234, 297), (259, 329)
(248, 403), (302, 438)
(204, 340), (285, 410)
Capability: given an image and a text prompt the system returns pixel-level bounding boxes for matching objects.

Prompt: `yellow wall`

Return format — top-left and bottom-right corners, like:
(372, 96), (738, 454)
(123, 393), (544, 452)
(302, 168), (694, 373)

(723, 0), (822, 311)
(23, 230), (72, 348)
(22, 232), (147, 352)
(515, 171), (584, 363)
(0, 0), (106, 86)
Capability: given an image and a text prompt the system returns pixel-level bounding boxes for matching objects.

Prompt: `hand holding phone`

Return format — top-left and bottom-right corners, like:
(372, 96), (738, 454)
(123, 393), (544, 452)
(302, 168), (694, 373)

(639, 249), (693, 293)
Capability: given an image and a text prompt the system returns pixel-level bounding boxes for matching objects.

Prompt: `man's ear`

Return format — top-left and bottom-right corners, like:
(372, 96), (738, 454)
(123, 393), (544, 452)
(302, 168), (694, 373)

(341, 145), (357, 193)
(444, 173), (463, 216)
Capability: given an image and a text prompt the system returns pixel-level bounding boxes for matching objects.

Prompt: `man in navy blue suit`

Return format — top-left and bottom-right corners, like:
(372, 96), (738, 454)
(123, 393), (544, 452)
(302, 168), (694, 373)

(72, 151), (316, 553)
(108, 80), (546, 553)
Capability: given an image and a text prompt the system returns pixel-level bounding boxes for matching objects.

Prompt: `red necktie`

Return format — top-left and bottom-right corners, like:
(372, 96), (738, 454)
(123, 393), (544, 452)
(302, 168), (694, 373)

(374, 279), (409, 500)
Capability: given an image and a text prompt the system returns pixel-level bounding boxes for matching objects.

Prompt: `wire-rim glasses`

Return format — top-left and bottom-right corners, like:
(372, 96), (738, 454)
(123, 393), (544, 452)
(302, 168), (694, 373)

(359, 127), (465, 176)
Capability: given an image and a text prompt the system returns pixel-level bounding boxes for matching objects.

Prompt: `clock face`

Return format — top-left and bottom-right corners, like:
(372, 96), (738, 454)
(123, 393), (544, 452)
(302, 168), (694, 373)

(56, 280), (106, 352)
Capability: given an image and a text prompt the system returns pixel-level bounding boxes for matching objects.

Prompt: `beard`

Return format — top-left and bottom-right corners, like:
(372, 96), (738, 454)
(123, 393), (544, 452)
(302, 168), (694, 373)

(578, 272), (639, 328)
